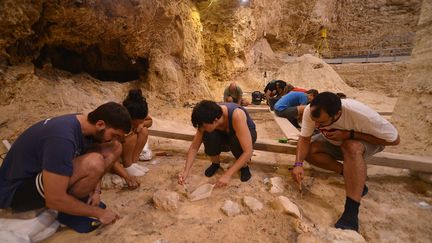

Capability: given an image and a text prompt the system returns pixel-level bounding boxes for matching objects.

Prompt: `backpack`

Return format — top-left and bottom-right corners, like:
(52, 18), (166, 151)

(251, 91), (265, 105)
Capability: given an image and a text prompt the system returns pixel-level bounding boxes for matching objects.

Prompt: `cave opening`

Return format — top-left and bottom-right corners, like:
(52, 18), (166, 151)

(33, 44), (148, 83)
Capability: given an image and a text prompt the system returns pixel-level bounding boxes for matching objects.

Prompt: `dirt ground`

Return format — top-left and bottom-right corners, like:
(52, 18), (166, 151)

(0, 60), (431, 242)
(43, 112), (432, 243)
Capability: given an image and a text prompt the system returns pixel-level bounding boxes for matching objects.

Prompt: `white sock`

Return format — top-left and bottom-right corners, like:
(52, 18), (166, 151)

(125, 165), (146, 177)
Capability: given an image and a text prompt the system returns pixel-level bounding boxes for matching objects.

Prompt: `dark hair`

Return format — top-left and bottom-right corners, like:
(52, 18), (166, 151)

(88, 102), (132, 133)
(122, 89), (148, 120)
(306, 89), (319, 96)
(191, 100), (222, 128)
(310, 92), (341, 118)
(336, 92), (347, 99)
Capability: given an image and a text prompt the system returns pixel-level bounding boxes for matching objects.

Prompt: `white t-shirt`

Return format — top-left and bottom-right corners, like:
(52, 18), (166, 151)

(300, 99), (398, 146)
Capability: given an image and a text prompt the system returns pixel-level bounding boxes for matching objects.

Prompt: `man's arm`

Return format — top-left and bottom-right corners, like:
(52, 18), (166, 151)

(178, 129), (203, 184)
(292, 135), (311, 187)
(43, 170), (118, 224)
(217, 109), (253, 187)
(111, 161), (140, 189)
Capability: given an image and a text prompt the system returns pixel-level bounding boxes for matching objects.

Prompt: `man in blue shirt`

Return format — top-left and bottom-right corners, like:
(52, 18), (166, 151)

(0, 102), (131, 226)
(274, 89), (319, 127)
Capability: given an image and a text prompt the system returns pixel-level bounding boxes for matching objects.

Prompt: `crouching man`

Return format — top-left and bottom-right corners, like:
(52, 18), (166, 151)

(292, 92), (399, 231)
(0, 102), (131, 227)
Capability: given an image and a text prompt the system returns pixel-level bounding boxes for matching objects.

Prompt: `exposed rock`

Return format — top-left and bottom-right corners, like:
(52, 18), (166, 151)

(297, 227), (366, 243)
(269, 177), (284, 194)
(221, 200), (241, 217)
(242, 196), (263, 212)
(273, 196), (301, 219)
(101, 173), (126, 190)
(153, 190), (180, 211)
(392, 0), (432, 156)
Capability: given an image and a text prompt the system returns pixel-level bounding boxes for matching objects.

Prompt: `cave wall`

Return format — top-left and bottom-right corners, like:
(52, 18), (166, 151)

(0, 0), (422, 98)
(0, 0), (207, 102)
(196, 0), (421, 82)
(392, 0), (432, 156)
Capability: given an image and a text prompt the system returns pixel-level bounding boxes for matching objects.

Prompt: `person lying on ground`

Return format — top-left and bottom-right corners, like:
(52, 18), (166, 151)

(0, 102), (131, 226)
(178, 100), (257, 187)
(111, 89), (153, 189)
(292, 92), (400, 232)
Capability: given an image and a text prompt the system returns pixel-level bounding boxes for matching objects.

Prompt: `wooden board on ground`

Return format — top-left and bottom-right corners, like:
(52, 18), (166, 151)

(148, 129), (297, 155)
(245, 106), (393, 116)
(269, 110), (300, 141)
(149, 128), (432, 173)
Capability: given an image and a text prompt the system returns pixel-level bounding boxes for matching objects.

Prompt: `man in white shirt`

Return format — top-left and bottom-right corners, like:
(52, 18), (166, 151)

(292, 92), (400, 231)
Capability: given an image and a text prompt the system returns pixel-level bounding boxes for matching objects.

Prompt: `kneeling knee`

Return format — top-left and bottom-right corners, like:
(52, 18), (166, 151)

(86, 153), (106, 175)
(341, 140), (364, 156)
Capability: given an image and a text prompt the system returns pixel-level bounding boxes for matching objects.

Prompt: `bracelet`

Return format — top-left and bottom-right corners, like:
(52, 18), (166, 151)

(294, 162), (303, 167)
(350, 129), (355, 139)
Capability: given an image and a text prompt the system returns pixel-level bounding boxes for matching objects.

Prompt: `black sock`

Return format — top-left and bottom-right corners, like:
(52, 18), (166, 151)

(335, 197), (360, 232)
(240, 166), (252, 182)
(204, 163), (220, 177)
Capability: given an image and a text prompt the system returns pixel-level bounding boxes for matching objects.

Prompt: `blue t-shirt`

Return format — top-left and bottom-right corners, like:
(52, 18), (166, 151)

(0, 114), (93, 208)
(274, 92), (308, 111)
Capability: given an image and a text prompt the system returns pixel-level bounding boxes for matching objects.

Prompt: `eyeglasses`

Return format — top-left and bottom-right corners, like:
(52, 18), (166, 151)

(315, 115), (336, 128)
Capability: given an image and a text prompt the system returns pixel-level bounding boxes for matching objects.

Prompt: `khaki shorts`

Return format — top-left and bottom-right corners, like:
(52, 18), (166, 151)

(311, 133), (384, 161)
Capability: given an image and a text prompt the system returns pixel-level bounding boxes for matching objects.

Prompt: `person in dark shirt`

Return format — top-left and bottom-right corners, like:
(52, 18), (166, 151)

(178, 101), (257, 187)
(0, 102), (131, 226)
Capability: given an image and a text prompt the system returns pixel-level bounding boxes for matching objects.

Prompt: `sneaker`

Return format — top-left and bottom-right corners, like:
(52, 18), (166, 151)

(204, 163), (220, 177)
(240, 166), (252, 182)
(139, 143), (152, 161)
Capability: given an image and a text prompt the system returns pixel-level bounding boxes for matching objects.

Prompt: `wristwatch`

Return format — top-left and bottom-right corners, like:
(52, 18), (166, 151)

(350, 129), (355, 139)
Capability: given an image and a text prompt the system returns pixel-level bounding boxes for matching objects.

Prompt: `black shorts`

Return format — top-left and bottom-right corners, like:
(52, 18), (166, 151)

(10, 172), (46, 212)
(203, 129), (257, 159)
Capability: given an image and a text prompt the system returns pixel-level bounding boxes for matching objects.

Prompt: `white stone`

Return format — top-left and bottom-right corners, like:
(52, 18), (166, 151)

(274, 196), (301, 219)
(153, 190), (180, 211)
(242, 196), (263, 212)
(221, 200), (241, 217)
(297, 227), (366, 243)
(269, 177), (284, 193)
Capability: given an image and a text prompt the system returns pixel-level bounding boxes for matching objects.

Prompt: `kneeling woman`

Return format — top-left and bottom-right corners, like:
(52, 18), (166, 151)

(112, 89), (152, 188)
(178, 100), (257, 187)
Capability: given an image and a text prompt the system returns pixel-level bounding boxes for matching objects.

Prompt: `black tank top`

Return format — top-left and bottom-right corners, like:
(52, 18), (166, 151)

(223, 103), (256, 135)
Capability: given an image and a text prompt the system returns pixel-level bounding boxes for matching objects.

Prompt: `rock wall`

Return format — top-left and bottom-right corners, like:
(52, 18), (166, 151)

(392, 0), (432, 156)
(0, 0), (208, 102)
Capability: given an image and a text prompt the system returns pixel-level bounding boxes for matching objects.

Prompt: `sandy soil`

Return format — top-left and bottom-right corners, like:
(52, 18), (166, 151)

(0, 58), (431, 242)
(44, 115), (432, 243)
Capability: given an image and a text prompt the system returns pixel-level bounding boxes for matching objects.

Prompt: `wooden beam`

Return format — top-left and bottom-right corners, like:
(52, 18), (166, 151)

(245, 106), (393, 116)
(269, 110), (300, 141)
(149, 128), (432, 172)
(149, 129), (297, 154)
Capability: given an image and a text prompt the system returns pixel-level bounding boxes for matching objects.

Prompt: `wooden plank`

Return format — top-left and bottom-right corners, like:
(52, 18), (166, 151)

(245, 106), (269, 113)
(149, 128), (432, 172)
(269, 110), (300, 140)
(367, 152), (432, 173)
(245, 106), (393, 116)
(149, 129), (297, 154)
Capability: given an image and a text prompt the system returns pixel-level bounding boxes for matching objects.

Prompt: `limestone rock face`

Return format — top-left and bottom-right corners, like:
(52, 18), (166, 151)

(153, 190), (180, 211)
(392, 0), (432, 156)
(0, 0), (207, 102)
